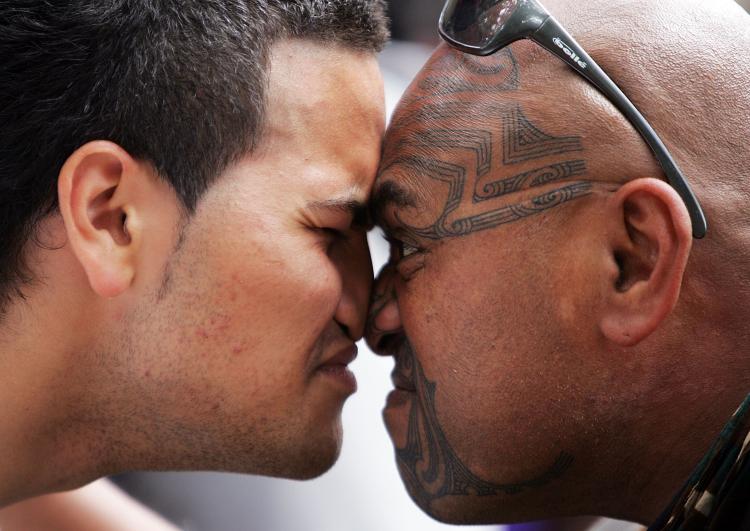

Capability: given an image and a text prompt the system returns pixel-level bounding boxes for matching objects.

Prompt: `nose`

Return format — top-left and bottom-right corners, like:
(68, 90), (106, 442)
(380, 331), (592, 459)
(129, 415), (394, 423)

(333, 232), (373, 341)
(365, 262), (402, 355)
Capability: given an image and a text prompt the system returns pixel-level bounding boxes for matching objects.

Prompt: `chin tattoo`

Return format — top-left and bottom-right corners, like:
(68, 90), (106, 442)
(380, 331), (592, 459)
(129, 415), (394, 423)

(395, 342), (574, 511)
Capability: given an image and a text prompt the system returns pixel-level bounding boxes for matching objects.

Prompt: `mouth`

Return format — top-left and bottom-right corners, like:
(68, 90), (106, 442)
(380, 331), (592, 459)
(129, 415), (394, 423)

(391, 368), (416, 392)
(320, 343), (358, 367)
(378, 335), (418, 410)
(385, 355), (418, 410)
(315, 344), (358, 395)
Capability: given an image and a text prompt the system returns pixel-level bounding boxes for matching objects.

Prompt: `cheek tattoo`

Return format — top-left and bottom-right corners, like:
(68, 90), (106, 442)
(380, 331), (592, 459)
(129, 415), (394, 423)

(396, 341), (575, 508)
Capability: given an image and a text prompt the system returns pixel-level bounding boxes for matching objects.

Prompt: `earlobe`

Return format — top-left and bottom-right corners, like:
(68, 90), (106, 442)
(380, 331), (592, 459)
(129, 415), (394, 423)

(599, 178), (693, 347)
(57, 141), (138, 298)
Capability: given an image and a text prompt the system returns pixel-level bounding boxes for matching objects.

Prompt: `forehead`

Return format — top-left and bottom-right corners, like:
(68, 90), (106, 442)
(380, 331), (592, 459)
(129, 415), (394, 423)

(375, 46), (525, 201)
(263, 39), (386, 198)
(372, 44), (602, 235)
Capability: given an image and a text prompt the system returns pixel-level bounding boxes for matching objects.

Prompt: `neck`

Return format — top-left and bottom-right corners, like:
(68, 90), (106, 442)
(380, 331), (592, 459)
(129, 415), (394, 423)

(614, 290), (750, 523)
(0, 297), (111, 507)
(625, 380), (747, 523)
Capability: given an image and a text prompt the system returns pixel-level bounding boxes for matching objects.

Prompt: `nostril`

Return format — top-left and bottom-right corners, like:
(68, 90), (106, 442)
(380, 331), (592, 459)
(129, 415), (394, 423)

(338, 322), (352, 341)
(376, 331), (404, 356)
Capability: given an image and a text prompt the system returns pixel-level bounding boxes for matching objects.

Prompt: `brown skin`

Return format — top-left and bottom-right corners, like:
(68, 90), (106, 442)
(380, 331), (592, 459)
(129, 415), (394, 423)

(367, 0), (750, 526)
(0, 39), (384, 507)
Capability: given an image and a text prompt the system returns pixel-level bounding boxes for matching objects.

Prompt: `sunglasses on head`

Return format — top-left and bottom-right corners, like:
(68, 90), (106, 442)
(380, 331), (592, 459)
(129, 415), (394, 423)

(438, 0), (707, 239)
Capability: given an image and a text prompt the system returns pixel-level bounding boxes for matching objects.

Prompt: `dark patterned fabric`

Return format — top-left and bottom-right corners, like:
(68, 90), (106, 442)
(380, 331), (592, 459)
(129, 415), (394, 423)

(649, 394), (750, 531)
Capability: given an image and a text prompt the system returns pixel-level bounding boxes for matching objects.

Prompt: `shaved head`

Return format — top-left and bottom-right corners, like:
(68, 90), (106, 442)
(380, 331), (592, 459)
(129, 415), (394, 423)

(368, 0), (750, 525)
(378, 0), (750, 242)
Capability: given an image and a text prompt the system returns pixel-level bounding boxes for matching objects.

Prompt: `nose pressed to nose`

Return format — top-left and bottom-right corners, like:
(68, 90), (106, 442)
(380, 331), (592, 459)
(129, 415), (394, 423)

(366, 264), (403, 355)
(335, 289), (368, 342)
(333, 235), (374, 342)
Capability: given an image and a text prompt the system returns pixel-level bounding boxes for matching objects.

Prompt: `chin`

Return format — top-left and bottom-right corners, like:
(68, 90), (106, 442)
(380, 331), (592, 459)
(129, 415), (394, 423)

(406, 492), (515, 526)
(400, 483), (469, 525)
(268, 419), (344, 480)
(399, 470), (525, 526)
(288, 440), (342, 480)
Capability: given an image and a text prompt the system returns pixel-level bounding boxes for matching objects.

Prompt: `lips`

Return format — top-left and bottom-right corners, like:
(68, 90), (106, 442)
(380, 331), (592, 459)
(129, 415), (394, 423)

(391, 367), (416, 392)
(319, 344), (358, 368)
(315, 343), (358, 394)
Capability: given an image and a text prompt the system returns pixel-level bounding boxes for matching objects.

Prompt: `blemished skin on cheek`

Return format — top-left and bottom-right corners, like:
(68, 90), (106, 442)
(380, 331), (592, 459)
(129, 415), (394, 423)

(113, 40), (385, 479)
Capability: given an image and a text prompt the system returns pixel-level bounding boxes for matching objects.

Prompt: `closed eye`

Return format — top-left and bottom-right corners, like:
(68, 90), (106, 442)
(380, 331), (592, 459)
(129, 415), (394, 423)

(321, 227), (346, 239)
(386, 235), (423, 261)
(314, 227), (348, 254)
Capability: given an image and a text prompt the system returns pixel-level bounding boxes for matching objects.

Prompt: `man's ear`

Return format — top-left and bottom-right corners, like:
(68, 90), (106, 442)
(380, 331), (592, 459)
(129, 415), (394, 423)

(599, 178), (693, 347)
(57, 141), (145, 298)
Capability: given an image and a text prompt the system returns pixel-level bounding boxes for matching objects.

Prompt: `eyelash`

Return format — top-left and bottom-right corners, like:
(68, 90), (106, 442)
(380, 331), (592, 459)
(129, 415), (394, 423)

(397, 240), (420, 258)
(386, 236), (426, 281)
(321, 227), (346, 239)
(318, 227), (349, 252)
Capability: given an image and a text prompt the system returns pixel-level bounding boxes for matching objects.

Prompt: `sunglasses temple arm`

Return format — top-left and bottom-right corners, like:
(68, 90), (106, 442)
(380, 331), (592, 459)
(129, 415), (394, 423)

(531, 17), (707, 239)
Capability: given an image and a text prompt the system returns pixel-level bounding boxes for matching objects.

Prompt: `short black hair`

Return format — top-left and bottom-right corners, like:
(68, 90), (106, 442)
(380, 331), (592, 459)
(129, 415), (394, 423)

(0, 0), (389, 313)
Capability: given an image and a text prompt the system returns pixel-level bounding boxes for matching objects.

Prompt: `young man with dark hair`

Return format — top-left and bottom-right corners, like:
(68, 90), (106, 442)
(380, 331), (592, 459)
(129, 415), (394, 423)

(368, 0), (750, 529)
(0, 0), (388, 520)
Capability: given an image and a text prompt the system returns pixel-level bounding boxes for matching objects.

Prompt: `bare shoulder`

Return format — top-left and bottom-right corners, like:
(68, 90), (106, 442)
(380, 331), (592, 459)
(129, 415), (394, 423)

(0, 479), (179, 531)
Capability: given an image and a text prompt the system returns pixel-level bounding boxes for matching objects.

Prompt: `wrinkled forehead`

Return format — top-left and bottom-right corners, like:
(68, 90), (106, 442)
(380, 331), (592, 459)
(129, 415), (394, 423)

(373, 31), (670, 230)
(378, 46), (513, 197)
(373, 43), (587, 223)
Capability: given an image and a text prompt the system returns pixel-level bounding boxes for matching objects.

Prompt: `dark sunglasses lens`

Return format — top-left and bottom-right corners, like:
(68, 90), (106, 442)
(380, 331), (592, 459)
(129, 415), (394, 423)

(441, 0), (519, 49)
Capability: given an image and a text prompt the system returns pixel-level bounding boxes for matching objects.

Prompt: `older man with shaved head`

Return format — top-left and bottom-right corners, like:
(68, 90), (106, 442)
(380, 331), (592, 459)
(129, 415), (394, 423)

(367, 0), (750, 529)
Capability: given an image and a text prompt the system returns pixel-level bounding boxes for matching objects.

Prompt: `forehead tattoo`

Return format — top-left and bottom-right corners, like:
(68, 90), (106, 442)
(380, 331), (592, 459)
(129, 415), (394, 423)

(374, 47), (594, 242)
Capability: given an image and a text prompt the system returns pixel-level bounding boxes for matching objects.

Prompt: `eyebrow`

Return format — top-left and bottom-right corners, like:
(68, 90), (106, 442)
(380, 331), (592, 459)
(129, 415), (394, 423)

(369, 180), (419, 230)
(306, 196), (371, 228)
